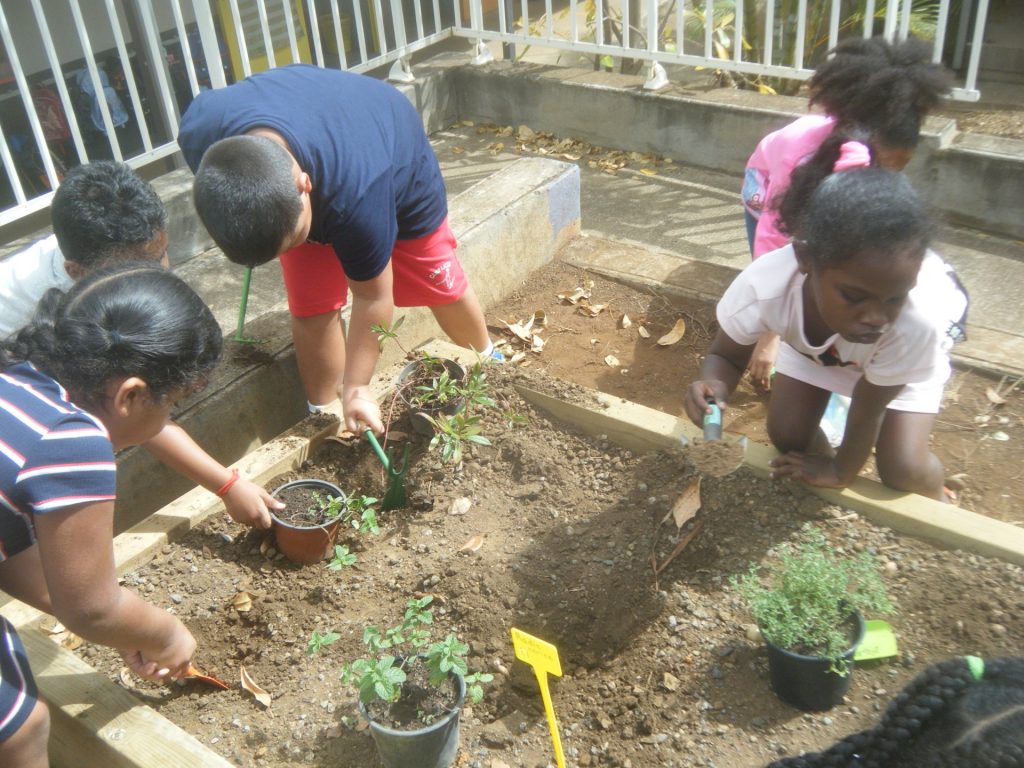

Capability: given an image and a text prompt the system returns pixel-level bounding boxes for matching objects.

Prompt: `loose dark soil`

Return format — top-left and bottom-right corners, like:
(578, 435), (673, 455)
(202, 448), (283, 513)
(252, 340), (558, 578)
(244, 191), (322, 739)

(272, 484), (342, 528)
(77, 269), (1022, 768)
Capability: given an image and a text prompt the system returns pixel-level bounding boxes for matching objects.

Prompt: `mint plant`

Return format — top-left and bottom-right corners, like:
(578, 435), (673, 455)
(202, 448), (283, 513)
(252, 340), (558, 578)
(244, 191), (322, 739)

(340, 596), (493, 709)
(310, 491), (380, 535)
(307, 630), (341, 655)
(327, 545), (357, 570)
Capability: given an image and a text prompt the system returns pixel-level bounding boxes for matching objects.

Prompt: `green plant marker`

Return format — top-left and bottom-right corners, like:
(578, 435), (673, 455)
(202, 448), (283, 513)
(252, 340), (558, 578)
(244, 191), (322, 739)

(853, 620), (898, 661)
(511, 628), (565, 768)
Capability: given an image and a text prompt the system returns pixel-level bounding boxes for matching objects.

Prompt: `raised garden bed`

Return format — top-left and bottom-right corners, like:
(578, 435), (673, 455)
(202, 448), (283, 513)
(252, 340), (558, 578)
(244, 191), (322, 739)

(64, 344), (1022, 768)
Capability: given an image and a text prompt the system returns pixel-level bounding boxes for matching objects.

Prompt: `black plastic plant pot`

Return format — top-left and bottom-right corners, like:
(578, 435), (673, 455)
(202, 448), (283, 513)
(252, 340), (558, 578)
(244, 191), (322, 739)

(763, 611), (866, 712)
(269, 479), (345, 565)
(359, 672), (466, 768)
(397, 358), (467, 437)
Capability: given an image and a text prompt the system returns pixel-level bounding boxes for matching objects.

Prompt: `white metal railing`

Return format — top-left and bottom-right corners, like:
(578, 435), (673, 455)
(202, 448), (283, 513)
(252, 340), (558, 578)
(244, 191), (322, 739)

(0, 0), (997, 230)
(0, 0), (454, 229)
(452, 0), (991, 101)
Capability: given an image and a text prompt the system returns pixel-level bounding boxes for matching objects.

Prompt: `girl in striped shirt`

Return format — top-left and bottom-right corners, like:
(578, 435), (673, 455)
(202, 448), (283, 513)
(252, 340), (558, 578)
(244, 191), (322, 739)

(0, 264), (222, 766)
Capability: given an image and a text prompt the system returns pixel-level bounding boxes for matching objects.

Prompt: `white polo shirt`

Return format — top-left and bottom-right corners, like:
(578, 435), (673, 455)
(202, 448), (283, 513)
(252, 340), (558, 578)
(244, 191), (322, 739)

(0, 235), (74, 337)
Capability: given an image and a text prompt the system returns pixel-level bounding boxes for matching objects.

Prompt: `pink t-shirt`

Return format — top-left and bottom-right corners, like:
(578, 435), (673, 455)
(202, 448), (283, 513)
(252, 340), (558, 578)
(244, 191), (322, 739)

(742, 114), (836, 259)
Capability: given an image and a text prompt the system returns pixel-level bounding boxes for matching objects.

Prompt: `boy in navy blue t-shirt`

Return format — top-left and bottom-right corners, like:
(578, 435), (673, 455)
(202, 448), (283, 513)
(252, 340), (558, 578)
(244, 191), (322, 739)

(178, 65), (496, 434)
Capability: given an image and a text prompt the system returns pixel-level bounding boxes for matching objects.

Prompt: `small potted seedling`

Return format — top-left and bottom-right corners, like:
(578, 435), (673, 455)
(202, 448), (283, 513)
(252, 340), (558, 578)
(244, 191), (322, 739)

(731, 525), (893, 711)
(396, 353), (469, 436)
(335, 596), (492, 768)
(374, 320), (488, 437)
(270, 480), (379, 565)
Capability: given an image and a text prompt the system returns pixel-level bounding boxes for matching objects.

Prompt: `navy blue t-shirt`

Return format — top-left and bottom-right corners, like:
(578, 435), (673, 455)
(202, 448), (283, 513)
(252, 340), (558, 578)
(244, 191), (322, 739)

(178, 65), (448, 281)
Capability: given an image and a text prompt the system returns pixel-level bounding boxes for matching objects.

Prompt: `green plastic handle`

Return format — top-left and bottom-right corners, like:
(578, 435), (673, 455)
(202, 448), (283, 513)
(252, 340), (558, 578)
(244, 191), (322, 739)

(363, 429), (390, 470)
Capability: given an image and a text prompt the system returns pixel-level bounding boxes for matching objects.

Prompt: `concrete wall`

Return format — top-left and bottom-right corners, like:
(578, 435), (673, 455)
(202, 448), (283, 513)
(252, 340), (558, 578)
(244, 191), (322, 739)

(448, 56), (1024, 240)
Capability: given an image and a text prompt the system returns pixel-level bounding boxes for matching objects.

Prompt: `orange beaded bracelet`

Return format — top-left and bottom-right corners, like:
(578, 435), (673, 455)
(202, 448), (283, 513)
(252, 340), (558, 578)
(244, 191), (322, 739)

(216, 468), (240, 497)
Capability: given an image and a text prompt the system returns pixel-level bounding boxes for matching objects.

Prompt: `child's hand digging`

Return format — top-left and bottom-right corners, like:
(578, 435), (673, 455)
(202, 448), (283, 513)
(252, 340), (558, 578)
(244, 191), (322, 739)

(684, 381), (729, 427)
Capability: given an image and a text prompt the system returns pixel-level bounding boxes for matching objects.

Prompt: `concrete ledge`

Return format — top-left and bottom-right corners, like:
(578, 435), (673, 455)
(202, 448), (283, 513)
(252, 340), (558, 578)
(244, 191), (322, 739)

(448, 56), (1024, 240)
(563, 232), (1024, 380)
(112, 156), (581, 530)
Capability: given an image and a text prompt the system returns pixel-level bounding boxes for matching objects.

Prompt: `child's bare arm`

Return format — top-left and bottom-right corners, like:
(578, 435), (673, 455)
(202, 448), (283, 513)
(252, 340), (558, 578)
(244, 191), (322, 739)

(771, 377), (903, 488)
(33, 501), (196, 678)
(144, 423), (279, 529)
(684, 329), (755, 425)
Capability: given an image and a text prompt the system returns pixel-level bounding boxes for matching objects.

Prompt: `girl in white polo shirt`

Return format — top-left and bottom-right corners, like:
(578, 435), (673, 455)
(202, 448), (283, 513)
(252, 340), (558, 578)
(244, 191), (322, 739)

(686, 161), (966, 501)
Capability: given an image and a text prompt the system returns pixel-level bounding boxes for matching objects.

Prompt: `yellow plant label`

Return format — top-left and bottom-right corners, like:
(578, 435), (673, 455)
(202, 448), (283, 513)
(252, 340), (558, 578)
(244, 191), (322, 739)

(511, 628), (562, 677)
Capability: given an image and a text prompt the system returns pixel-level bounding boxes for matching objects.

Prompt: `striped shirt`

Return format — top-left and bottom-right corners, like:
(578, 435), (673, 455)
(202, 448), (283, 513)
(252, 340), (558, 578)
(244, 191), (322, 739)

(0, 362), (115, 561)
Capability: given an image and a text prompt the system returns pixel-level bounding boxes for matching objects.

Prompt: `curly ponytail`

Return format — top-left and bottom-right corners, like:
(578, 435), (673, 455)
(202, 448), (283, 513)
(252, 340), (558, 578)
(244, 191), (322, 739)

(768, 657), (1024, 768)
(0, 263), (222, 407)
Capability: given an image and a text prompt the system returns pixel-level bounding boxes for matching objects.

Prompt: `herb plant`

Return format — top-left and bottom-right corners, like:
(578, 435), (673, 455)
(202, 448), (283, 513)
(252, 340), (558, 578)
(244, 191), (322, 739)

(339, 596), (493, 709)
(307, 630), (341, 655)
(731, 525), (892, 673)
(310, 491), (380, 535)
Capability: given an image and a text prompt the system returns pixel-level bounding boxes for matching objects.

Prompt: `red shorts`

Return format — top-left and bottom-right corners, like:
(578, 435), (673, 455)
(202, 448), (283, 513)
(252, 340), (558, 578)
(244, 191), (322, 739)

(278, 218), (468, 318)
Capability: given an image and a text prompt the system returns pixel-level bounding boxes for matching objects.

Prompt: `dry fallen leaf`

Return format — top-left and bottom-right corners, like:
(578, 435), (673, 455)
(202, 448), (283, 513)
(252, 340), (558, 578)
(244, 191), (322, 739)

(451, 146), (465, 154)
(231, 591), (255, 613)
(578, 299), (606, 317)
(531, 334), (546, 353)
(57, 631), (84, 650)
(459, 534), (485, 553)
(986, 386), (1007, 405)
(658, 319), (687, 346)
(638, 326), (651, 339)
(557, 286), (590, 304)
(118, 667), (136, 689)
(604, 355), (621, 367)
(509, 351), (527, 365)
(640, 168), (658, 176)
(670, 476), (702, 529)
(448, 497), (472, 516)
(240, 666), (272, 708)
(504, 320), (533, 342)
(619, 314), (632, 329)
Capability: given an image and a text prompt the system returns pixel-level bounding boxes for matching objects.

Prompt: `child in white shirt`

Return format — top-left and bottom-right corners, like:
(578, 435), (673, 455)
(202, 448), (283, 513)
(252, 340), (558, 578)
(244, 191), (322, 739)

(687, 165), (966, 501)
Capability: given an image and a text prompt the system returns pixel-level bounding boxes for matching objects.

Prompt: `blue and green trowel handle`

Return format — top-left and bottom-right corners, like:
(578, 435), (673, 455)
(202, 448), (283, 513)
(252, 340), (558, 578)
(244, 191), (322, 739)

(702, 396), (722, 441)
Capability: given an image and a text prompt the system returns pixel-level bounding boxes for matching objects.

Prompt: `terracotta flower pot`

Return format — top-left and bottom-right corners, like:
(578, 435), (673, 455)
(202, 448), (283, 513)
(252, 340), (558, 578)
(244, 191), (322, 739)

(270, 479), (345, 565)
(397, 358), (467, 436)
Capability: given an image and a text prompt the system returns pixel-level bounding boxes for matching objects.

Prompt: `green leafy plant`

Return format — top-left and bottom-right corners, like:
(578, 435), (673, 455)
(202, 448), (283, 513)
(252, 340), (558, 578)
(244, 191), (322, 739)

(422, 412), (491, 465)
(731, 525), (892, 673)
(327, 544), (357, 570)
(372, 316), (408, 354)
(307, 630), (341, 655)
(341, 596), (493, 710)
(310, 491), (380, 535)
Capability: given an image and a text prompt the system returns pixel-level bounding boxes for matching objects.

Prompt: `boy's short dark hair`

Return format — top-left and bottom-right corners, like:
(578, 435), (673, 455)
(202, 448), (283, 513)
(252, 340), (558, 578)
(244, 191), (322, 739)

(192, 135), (303, 267)
(51, 160), (167, 267)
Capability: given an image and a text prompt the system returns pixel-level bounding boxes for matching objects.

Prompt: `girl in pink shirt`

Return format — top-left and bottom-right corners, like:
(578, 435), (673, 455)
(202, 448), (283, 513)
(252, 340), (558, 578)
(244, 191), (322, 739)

(741, 37), (950, 388)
